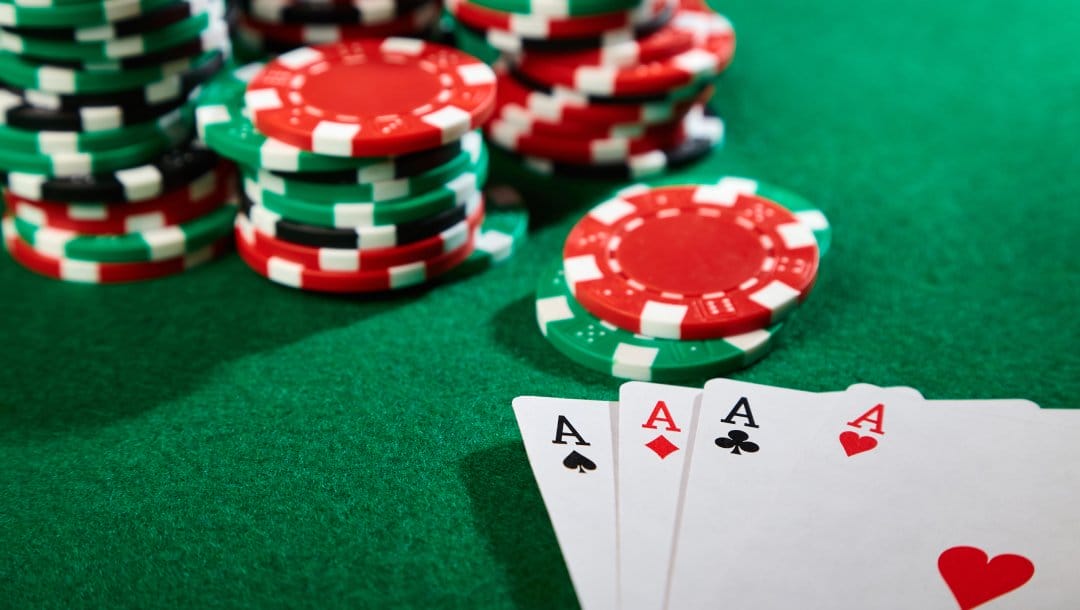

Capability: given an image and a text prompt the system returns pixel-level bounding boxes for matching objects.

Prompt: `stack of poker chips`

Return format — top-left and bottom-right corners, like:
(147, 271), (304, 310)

(535, 178), (833, 382)
(0, 0), (235, 283)
(446, 0), (733, 180)
(233, 0), (442, 58)
(197, 39), (528, 293)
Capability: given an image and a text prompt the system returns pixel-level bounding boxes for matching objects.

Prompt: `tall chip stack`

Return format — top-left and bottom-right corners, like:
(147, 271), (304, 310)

(197, 39), (528, 293)
(0, 0), (234, 283)
(233, 0), (442, 59)
(536, 179), (833, 381)
(446, 0), (733, 180)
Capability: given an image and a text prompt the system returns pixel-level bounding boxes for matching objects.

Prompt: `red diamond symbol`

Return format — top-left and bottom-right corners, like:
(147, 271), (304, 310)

(645, 435), (679, 460)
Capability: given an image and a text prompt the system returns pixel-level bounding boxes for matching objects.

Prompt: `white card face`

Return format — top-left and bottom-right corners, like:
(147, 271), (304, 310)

(666, 379), (831, 609)
(616, 382), (702, 610)
(666, 381), (1038, 609)
(511, 396), (618, 610)
(683, 394), (1080, 609)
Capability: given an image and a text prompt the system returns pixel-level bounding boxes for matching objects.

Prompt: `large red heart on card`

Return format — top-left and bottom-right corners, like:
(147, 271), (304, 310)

(938, 546), (1034, 610)
(838, 431), (877, 456)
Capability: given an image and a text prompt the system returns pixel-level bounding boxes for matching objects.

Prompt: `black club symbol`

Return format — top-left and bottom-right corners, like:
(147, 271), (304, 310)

(715, 430), (759, 455)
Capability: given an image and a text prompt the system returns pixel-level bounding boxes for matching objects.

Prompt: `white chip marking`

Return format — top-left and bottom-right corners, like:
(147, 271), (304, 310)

(640, 301), (690, 339)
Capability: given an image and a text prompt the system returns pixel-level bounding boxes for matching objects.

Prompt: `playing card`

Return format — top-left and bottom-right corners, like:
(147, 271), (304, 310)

(616, 382), (702, 610)
(666, 380), (1040, 608)
(672, 388), (1079, 609)
(511, 396), (618, 610)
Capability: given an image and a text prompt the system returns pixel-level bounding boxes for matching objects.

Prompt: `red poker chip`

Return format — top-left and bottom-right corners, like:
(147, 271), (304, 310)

(487, 107), (693, 164)
(245, 38), (497, 157)
(235, 213), (477, 293)
(512, 10), (735, 96)
(3, 217), (232, 284)
(6, 164), (236, 235)
(562, 184), (820, 340)
(494, 93), (698, 139)
(495, 67), (712, 127)
(518, 15), (695, 68)
(234, 197), (485, 272)
(236, 2), (439, 44)
(446, 0), (668, 40)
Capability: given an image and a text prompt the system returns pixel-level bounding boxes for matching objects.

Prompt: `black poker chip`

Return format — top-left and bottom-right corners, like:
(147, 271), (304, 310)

(267, 140), (463, 185)
(0, 144), (220, 203)
(239, 189), (474, 250)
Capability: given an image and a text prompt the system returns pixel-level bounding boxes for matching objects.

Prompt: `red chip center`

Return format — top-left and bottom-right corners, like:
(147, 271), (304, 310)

(301, 62), (441, 117)
(615, 212), (765, 296)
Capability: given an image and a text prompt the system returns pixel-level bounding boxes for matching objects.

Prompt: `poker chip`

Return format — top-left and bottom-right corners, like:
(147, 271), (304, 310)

(452, 1), (674, 55)
(446, 0), (667, 40)
(698, 176), (833, 258)
(0, 0), (177, 28)
(11, 46), (225, 112)
(244, 166), (483, 228)
(245, 39), (497, 157)
(242, 187), (482, 250)
(3, 216), (232, 283)
(5, 162), (234, 234)
(468, 0), (643, 18)
(453, 0), (732, 181)
(0, 9), (227, 61)
(235, 3), (439, 45)
(235, 204), (477, 293)
(0, 0), (234, 283)
(518, 112), (721, 179)
(513, 13), (734, 96)
(12, 202), (235, 262)
(242, 0), (431, 26)
(0, 103), (193, 154)
(0, 0), (219, 42)
(268, 141), (463, 185)
(562, 184), (820, 340)
(1, 143), (221, 202)
(234, 195), (485, 272)
(249, 131), (484, 200)
(536, 262), (782, 381)
(0, 47), (226, 94)
(442, 183), (529, 281)
(488, 104), (704, 165)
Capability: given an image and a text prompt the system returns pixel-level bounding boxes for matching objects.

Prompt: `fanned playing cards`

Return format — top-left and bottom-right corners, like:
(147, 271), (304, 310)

(512, 381), (1077, 610)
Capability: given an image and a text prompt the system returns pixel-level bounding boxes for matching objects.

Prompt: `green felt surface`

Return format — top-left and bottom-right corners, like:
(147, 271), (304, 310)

(3, 1), (1080, 607)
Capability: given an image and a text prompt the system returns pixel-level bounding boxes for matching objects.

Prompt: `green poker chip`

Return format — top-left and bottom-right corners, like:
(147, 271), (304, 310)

(465, 0), (641, 18)
(0, 0), (178, 28)
(536, 262), (783, 382)
(0, 116), (191, 175)
(197, 62), (457, 173)
(250, 132), (486, 205)
(242, 161), (489, 228)
(0, 102), (193, 155)
(0, 47), (224, 94)
(0, 10), (224, 62)
(13, 203), (235, 263)
(450, 18), (501, 66)
(443, 183), (529, 281)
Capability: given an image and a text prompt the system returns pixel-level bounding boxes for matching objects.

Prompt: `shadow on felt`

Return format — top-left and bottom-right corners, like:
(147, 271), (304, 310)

(458, 442), (580, 610)
(0, 256), (425, 438)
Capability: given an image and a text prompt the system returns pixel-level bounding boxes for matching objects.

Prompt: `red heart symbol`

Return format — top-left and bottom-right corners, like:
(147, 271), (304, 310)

(838, 430), (877, 456)
(938, 546), (1034, 610)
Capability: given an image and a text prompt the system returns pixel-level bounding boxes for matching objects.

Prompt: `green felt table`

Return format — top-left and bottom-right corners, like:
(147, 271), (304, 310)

(2, 1), (1079, 607)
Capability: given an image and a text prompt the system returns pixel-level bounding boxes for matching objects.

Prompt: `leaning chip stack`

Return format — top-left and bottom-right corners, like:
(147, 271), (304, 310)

(232, 0), (442, 58)
(535, 178), (832, 382)
(0, 0), (235, 283)
(446, 0), (734, 180)
(198, 38), (527, 293)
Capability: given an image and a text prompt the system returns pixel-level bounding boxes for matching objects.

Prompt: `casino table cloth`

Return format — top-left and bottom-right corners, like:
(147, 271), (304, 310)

(2, 0), (1079, 607)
